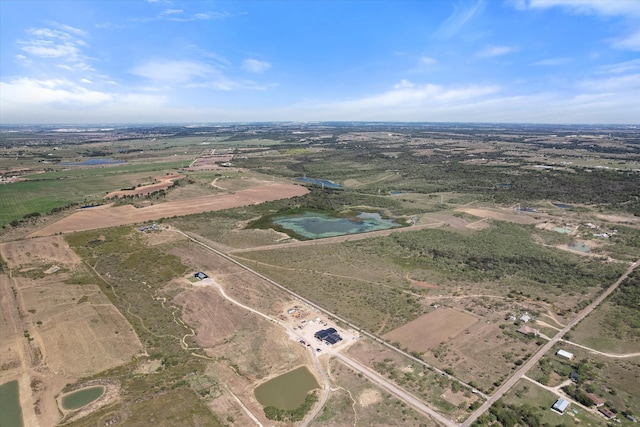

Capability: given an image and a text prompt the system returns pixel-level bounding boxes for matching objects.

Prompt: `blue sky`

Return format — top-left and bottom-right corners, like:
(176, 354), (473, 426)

(1, 0), (639, 124)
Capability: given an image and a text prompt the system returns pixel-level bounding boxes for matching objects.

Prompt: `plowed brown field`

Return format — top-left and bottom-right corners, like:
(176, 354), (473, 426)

(28, 182), (308, 237)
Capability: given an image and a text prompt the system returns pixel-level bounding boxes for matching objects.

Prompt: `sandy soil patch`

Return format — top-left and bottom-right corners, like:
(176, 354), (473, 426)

(28, 182), (309, 237)
(595, 213), (639, 226)
(190, 155), (233, 168)
(0, 236), (81, 269)
(407, 277), (438, 289)
(22, 283), (143, 377)
(358, 388), (381, 407)
(105, 174), (182, 199)
(456, 207), (540, 225)
(383, 308), (478, 353)
(175, 286), (256, 348)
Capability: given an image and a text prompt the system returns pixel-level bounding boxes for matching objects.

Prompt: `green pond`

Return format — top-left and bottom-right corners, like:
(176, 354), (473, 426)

(254, 366), (319, 410)
(61, 386), (105, 410)
(553, 227), (572, 234)
(273, 211), (401, 239)
(0, 380), (24, 427)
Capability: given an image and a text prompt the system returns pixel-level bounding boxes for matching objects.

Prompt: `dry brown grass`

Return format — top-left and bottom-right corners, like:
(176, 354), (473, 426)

(383, 308), (478, 353)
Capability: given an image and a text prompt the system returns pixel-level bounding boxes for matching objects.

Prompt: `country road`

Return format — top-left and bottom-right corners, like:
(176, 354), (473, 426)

(461, 259), (639, 427)
(183, 229), (453, 426)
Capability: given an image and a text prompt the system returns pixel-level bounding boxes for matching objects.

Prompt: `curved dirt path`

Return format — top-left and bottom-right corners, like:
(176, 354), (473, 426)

(560, 339), (640, 358)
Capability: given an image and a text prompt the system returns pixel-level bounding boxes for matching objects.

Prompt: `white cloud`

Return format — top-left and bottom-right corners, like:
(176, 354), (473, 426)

(335, 80), (501, 111)
(18, 25), (92, 71)
(242, 59), (271, 73)
(610, 29), (640, 51)
(598, 59), (640, 75)
(131, 60), (214, 84)
(161, 9), (183, 15)
(525, 0), (640, 17)
(476, 45), (516, 58)
(436, 1), (485, 38)
(420, 56), (438, 65)
(532, 57), (572, 66)
(0, 78), (112, 106)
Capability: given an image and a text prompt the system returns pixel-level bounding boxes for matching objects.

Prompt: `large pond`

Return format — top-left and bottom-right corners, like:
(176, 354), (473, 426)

(0, 380), (23, 427)
(61, 158), (125, 166)
(295, 177), (342, 189)
(61, 386), (105, 410)
(254, 366), (319, 410)
(273, 211), (401, 239)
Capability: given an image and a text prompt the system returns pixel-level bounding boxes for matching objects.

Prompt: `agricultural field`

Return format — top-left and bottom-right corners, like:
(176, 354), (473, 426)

(1, 123), (639, 426)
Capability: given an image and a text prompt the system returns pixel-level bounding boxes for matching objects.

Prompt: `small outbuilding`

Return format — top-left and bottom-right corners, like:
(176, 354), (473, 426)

(556, 349), (574, 360)
(194, 272), (208, 280)
(552, 398), (570, 414)
(519, 313), (531, 323)
(599, 407), (616, 419)
(517, 325), (540, 336)
(587, 393), (605, 407)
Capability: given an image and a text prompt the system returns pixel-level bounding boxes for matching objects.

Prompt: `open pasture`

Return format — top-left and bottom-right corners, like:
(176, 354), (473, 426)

(28, 182), (309, 237)
(383, 308), (478, 353)
(21, 283), (143, 377)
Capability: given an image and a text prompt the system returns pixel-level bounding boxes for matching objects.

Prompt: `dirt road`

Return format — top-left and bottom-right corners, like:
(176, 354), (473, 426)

(461, 259), (639, 427)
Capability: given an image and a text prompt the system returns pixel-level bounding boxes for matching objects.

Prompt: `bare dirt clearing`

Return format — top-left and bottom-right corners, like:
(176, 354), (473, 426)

(28, 182), (309, 237)
(22, 283), (143, 377)
(0, 235), (81, 268)
(104, 174), (182, 199)
(383, 308), (478, 353)
(456, 207), (541, 225)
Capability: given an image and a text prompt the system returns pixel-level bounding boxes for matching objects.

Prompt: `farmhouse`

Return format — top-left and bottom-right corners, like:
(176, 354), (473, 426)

(586, 393), (605, 407)
(556, 349), (573, 360)
(519, 313), (531, 323)
(552, 398), (570, 414)
(194, 272), (208, 280)
(315, 328), (342, 345)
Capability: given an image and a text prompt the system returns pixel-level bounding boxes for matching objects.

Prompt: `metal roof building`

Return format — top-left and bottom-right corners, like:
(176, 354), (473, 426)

(552, 398), (570, 414)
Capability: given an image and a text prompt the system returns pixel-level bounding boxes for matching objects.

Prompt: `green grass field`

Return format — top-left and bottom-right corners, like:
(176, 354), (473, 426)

(0, 161), (184, 226)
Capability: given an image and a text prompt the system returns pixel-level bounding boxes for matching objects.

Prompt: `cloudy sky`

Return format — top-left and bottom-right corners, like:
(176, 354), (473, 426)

(1, 0), (639, 124)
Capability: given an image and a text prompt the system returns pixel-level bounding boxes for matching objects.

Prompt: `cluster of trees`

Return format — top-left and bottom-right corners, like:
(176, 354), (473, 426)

(474, 401), (543, 427)
(263, 391), (318, 422)
(604, 271), (640, 340)
(385, 222), (623, 290)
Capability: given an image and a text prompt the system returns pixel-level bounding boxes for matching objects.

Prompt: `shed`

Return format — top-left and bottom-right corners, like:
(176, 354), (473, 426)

(519, 313), (531, 323)
(194, 272), (208, 280)
(586, 393), (605, 407)
(517, 325), (539, 336)
(556, 349), (574, 360)
(552, 398), (570, 414)
(599, 408), (616, 419)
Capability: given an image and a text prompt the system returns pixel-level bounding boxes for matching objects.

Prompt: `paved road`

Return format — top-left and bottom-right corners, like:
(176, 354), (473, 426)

(461, 259), (638, 427)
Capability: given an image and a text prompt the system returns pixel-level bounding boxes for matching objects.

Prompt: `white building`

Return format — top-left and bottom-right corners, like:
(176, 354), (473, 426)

(556, 349), (574, 360)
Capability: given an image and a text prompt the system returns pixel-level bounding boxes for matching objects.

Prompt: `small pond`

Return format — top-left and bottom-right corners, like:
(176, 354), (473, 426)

(569, 241), (591, 253)
(61, 158), (125, 166)
(0, 380), (23, 427)
(295, 177), (342, 189)
(273, 211), (401, 239)
(254, 366), (319, 410)
(553, 227), (572, 234)
(61, 386), (105, 410)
